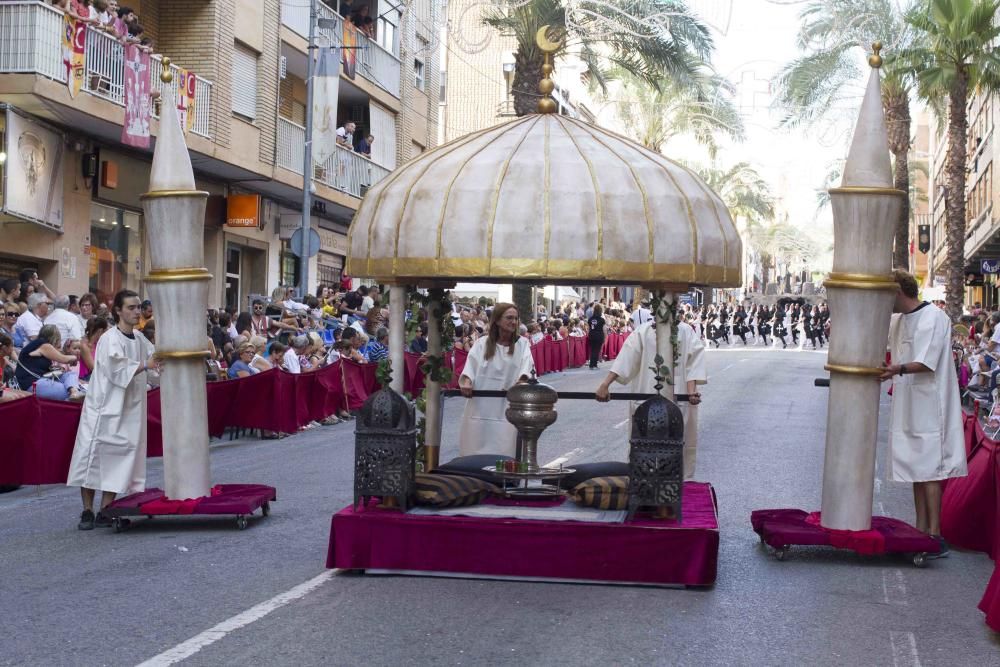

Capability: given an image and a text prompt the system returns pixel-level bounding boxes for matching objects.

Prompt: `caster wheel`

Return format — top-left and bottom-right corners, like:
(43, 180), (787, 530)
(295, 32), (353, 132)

(913, 553), (927, 568)
(758, 534), (765, 546)
(112, 517), (123, 533)
(261, 502), (270, 517)
(236, 515), (248, 530)
(774, 546), (789, 561)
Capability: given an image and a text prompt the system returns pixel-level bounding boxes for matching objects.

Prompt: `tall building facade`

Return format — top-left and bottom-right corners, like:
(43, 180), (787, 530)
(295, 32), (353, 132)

(928, 92), (997, 307)
(0, 0), (443, 309)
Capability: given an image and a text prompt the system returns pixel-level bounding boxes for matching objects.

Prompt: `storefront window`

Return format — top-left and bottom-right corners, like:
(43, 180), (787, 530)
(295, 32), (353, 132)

(89, 203), (142, 305)
(280, 240), (300, 290)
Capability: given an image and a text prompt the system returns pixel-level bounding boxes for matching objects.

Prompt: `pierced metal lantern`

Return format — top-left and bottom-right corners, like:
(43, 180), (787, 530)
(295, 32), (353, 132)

(627, 390), (685, 521)
(354, 386), (417, 510)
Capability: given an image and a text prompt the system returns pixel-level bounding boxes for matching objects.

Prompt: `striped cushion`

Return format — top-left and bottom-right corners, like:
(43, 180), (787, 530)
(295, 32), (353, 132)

(414, 473), (500, 508)
(570, 476), (630, 510)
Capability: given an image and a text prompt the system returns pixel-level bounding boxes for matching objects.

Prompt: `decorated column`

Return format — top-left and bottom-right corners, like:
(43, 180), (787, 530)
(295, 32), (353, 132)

(423, 288), (447, 471)
(652, 289), (675, 399)
(819, 44), (904, 531)
(141, 63), (213, 500)
(389, 285), (406, 394)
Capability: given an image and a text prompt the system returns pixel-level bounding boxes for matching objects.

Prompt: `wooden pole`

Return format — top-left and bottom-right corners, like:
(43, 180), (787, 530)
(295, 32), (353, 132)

(423, 288), (445, 471)
(389, 285), (406, 394)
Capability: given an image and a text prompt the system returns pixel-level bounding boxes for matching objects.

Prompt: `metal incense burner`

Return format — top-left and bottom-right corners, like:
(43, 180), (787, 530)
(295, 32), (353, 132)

(484, 372), (574, 498)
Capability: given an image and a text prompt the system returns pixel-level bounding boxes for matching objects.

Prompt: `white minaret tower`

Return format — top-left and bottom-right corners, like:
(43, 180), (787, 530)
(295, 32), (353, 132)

(141, 60), (212, 500)
(819, 44), (905, 531)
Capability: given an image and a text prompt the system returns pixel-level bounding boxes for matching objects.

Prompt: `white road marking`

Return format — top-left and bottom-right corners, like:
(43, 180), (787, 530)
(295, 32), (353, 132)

(890, 631), (922, 667)
(135, 570), (335, 667)
(544, 447), (585, 468)
(881, 569), (909, 606)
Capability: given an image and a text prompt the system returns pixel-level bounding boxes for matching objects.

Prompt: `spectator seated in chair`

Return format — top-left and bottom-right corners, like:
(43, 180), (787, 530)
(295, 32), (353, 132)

(14, 325), (83, 401)
(228, 342), (257, 379)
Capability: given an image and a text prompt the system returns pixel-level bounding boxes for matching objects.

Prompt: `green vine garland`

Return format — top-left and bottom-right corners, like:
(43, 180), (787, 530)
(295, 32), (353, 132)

(645, 291), (680, 386)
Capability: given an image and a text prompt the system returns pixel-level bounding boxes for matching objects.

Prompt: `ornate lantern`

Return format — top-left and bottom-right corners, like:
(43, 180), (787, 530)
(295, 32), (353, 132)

(627, 382), (685, 521)
(354, 386), (417, 510)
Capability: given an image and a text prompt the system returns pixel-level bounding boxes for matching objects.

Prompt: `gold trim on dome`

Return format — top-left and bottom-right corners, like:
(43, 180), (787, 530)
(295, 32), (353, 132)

(573, 120), (655, 281)
(557, 116), (605, 277)
(542, 118), (552, 276)
(358, 256), (738, 287)
(154, 350), (212, 360)
(486, 117), (540, 274)
(828, 186), (906, 197)
(824, 363), (883, 377)
(824, 272), (898, 291)
(144, 268), (213, 282)
(140, 190), (210, 200)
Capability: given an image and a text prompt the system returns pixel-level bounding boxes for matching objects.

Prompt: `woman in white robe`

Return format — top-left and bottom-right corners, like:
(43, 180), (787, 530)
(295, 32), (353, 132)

(458, 304), (535, 457)
(67, 296), (156, 501)
(596, 320), (707, 478)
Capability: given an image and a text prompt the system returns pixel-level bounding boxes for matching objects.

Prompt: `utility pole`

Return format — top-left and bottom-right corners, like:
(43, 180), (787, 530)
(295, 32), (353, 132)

(299, 0), (317, 297)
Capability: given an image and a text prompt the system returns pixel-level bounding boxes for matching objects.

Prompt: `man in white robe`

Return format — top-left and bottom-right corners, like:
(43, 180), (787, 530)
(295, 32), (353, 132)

(880, 271), (966, 555)
(458, 306), (536, 457)
(596, 320), (706, 478)
(67, 291), (159, 530)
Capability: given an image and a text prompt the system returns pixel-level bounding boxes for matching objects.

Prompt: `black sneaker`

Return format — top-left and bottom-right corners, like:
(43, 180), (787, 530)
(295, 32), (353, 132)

(94, 512), (113, 528)
(927, 536), (950, 559)
(78, 509), (95, 531)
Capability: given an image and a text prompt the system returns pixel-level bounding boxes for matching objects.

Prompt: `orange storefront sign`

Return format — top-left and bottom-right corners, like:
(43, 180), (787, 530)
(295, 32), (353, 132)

(226, 194), (260, 228)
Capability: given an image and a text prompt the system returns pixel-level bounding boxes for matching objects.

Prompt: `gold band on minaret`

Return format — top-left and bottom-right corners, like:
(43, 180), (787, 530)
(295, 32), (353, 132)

(535, 25), (563, 114)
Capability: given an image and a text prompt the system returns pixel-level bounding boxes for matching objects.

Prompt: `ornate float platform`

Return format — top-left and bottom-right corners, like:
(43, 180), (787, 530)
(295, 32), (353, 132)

(326, 481), (719, 587)
(102, 484), (276, 532)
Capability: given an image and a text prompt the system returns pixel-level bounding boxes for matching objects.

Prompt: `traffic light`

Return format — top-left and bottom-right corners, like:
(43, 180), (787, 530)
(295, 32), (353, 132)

(918, 225), (930, 254)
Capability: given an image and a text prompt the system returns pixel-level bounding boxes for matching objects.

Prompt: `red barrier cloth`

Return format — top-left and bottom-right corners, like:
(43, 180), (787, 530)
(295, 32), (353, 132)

(568, 337), (586, 367)
(451, 349), (468, 388)
(531, 343), (546, 375)
(403, 352), (425, 396)
(979, 565), (1000, 632)
(341, 359), (378, 410)
(750, 508), (939, 555)
(0, 397), (81, 485)
(327, 482), (720, 586)
(942, 415), (997, 556)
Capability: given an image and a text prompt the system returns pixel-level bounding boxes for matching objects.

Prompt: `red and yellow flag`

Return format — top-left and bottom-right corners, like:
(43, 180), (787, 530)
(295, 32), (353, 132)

(175, 68), (198, 133)
(61, 15), (86, 98)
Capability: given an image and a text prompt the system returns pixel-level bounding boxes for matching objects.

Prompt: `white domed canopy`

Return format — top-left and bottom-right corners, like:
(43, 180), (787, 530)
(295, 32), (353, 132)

(346, 113), (741, 287)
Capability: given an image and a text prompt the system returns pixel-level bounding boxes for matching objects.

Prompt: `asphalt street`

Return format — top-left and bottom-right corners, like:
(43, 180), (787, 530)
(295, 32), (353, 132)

(3, 344), (999, 666)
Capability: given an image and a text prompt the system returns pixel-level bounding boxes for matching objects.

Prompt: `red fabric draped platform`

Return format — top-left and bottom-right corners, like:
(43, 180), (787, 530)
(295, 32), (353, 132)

(750, 509), (937, 556)
(951, 412), (1000, 631)
(326, 482), (719, 587)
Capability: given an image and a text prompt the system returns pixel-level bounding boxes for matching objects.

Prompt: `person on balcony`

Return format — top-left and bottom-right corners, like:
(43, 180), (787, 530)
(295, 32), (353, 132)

(336, 122), (356, 148)
(349, 4), (375, 39)
(356, 134), (374, 157)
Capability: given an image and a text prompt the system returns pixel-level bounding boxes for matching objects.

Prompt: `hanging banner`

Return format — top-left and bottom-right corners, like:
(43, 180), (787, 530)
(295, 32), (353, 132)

(342, 22), (358, 80)
(175, 67), (197, 133)
(313, 47), (341, 165)
(122, 44), (151, 148)
(61, 15), (86, 98)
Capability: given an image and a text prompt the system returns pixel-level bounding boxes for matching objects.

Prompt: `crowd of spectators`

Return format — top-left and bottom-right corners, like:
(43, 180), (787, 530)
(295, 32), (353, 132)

(51, 0), (155, 50)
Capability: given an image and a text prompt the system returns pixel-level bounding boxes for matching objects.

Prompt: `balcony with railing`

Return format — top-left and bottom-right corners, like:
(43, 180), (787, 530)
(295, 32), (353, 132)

(281, 0), (400, 99)
(0, 1), (213, 138)
(277, 117), (390, 199)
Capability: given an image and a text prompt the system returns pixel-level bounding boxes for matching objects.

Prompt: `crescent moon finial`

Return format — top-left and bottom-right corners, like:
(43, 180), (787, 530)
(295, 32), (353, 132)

(536, 25), (563, 54)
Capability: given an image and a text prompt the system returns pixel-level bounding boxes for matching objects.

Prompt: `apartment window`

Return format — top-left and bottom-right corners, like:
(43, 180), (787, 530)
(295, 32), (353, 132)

(413, 58), (425, 91)
(377, 9), (400, 56)
(232, 42), (259, 120)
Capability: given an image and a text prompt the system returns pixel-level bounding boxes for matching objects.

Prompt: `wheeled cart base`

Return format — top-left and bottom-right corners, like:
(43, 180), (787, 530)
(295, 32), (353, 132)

(751, 509), (941, 567)
(102, 484), (276, 532)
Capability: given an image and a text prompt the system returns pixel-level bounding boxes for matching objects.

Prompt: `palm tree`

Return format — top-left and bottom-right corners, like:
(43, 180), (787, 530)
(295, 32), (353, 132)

(696, 161), (777, 294)
(615, 68), (745, 158)
(894, 0), (1000, 320)
(482, 0), (714, 320)
(482, 0), (714, 116)
(774, 0), (919, 270)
